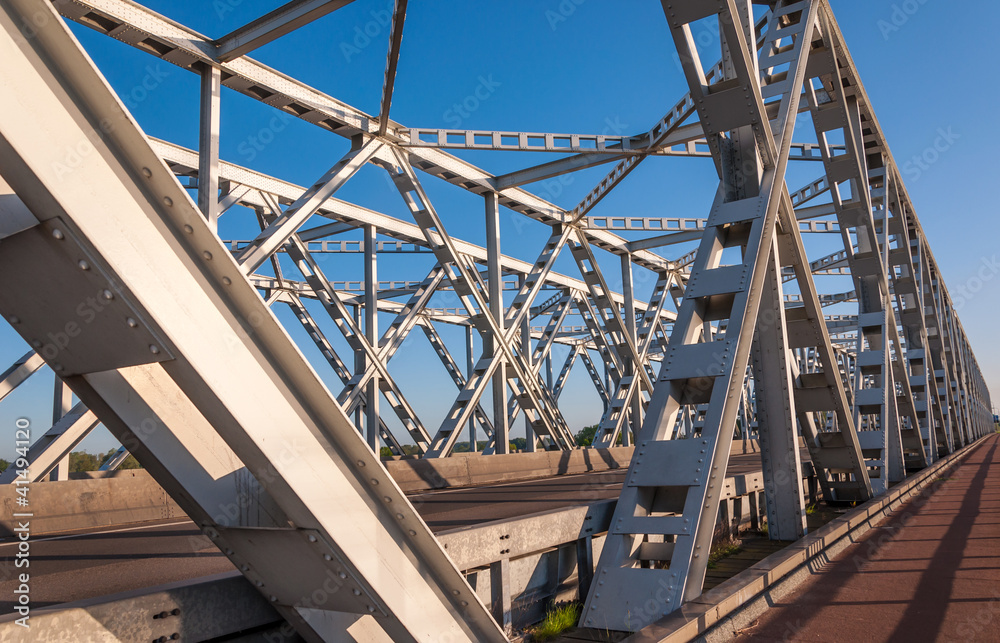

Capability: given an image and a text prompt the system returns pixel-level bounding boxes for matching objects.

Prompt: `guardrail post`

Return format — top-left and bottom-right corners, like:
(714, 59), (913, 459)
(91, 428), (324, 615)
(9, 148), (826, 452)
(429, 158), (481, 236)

(749, 490), (761, 532)
(576, 534), (594, 600)
(490, 556), (512, 635)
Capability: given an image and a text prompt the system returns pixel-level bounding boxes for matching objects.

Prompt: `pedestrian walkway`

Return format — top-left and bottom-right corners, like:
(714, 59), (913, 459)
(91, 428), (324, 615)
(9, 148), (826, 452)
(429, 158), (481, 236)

(735, 434), (1000, 642)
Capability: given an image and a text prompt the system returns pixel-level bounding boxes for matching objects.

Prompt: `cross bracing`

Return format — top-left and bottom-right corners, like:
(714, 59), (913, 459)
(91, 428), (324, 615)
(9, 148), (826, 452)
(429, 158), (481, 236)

(0, 0), (992, 640)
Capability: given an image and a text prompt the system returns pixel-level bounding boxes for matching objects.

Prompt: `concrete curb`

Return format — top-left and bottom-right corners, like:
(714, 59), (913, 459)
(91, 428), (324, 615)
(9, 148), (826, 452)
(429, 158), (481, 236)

(0, 441), (769, 538)
(0, 469), (182, 538)
(627, 435), (991, 643)
(385, 446), (635, 492)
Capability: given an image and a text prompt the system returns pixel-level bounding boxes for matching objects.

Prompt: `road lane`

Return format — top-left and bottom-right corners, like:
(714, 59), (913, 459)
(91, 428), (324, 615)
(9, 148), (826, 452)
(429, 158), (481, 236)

(0, 449), (781, 612)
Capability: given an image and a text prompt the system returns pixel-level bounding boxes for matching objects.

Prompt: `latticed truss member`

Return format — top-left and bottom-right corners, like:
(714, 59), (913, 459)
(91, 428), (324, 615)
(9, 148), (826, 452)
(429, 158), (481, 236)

(0, 0), (992, 640)
(582, 0), (991, 632)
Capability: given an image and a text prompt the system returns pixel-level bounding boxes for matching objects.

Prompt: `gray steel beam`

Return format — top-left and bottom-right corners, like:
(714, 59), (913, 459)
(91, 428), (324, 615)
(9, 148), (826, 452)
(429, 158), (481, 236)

(235, 139), (383, 274)
(377, 0), (407, 137)
(215, 0), (356, 62)
(0, 6), (507, 635)
(197, 64), (221, 232)
(0, 351), (44, 402)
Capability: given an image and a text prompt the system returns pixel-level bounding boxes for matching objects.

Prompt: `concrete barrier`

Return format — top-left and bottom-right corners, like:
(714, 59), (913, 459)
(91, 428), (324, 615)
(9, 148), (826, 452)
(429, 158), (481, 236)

(0, 441), (772, 537)
(0, 469), (183, 538)
(0, 467), (779, 640)
(384, 446), (635, 492)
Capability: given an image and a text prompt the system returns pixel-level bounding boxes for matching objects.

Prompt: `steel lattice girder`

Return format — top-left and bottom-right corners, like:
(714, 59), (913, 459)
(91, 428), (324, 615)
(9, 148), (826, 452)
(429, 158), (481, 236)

(0, 1), (506, 640)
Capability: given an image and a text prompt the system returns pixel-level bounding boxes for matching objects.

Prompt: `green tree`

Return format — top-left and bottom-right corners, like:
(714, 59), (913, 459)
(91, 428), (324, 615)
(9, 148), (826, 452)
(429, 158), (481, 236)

(69, 449), (144, 473)
(0, 458), (9, 473)
(575, 424), (598, 446)
(118, 454), (142, 469)
(69, 450), (101, 472)
(574, 424), (622, 447)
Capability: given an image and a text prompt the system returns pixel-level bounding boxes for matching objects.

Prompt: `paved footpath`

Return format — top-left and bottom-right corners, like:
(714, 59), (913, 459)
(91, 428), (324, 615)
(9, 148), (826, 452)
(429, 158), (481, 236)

(735, 433), (1000, 642)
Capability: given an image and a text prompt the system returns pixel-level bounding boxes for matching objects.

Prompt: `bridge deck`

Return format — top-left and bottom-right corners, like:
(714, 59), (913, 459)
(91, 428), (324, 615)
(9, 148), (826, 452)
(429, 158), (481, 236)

(0, 450), (778, 614)
(735, 434), (1000, 642)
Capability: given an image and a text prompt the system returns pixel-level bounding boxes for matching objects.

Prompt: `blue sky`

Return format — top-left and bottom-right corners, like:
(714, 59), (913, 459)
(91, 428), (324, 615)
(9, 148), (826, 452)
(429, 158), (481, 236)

(1, 0), (997, 460)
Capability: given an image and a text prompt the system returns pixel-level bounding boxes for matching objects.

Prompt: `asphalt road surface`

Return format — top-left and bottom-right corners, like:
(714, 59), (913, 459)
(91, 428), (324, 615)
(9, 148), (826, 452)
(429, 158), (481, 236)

(0, 449), (779, 613)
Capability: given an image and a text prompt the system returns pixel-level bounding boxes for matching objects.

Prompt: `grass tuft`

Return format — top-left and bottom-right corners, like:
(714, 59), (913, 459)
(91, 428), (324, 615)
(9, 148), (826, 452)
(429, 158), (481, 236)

(531, 602), (582, 641)
(706, 537), (743, 570)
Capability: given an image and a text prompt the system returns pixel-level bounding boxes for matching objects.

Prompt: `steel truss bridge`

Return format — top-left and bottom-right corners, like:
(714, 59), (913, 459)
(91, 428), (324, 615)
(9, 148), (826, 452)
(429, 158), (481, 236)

(0, 0), (992, 640)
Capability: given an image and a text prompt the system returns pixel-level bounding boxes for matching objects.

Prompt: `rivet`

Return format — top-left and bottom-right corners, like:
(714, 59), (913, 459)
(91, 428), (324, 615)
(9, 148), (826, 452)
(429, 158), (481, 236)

(222, 276), (232, 285)
(78, 260), (90, 271)
(183, 225), (194, 234)
(149, 345), (160, 355)
(452, 590), (460, 596)
(383, 496), (391, 503)
(127, 318), (138, 328)
(368, 605), (376, 612)
(241, 565), (249, 571)
(52, 229), (65, 240)
(269, 595), (277, 602)
(409, 529), (417, 536)
(142, 167), (152, 178)
(396, 513), (404, 520)
(371, 478), (379, 485)
(225, 549), (233, 555)
(7, 316), (19, 324)
(256, 581), (264, 587)
(52, 363), (64, 372)
(31, 340), (41, 348)
(308, 534), (317, 543)
(102, 289), (114, 300)
(353, 589), (362, 596)
(203, 251), (213, 260)
(339, 572), (347, 579)
(358, 460), (366, 467)
(163, 197), (173, 207)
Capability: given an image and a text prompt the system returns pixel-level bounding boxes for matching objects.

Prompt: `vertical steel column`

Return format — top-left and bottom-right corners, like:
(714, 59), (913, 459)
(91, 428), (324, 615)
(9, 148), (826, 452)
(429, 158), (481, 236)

(197, 64), (221, 232)
(752, 238), (807, 540)
(466, 324), (477, 452)
(353, 304), (364, 431)
(520, 274), (536, 453)
(485, 192), (509, 454)
(49, 377), (73, 481)
(364, 223), (379, 452)
(620, 254), (638, 447)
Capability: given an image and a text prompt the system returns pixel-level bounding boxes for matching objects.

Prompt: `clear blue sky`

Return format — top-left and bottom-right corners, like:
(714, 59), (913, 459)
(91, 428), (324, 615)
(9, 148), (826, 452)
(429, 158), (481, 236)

(1, 1), (997, 460)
